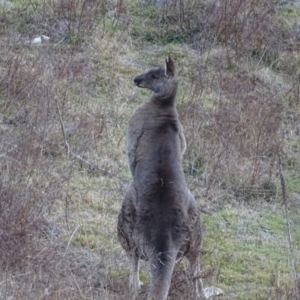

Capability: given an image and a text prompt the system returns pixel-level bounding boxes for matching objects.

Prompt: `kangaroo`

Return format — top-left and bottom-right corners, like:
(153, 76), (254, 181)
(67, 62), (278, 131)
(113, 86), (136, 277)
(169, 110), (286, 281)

(117, 55), (222, 300)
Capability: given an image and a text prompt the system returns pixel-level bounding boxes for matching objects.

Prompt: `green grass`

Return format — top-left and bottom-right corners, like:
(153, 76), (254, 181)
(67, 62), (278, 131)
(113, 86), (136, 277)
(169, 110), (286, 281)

(0, 0), (300, 299)
(286, 173), (300, 193)
(202, 204), (299, 298)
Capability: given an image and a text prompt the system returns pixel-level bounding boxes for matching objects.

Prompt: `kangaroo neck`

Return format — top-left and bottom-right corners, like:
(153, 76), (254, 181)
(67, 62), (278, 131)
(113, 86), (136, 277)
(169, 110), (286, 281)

(150, 85), (178, 107)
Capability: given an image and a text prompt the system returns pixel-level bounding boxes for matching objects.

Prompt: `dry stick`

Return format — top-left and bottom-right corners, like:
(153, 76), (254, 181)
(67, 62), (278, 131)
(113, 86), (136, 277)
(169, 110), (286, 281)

(68, 266), (86, 300)
(55, 98), (109, 176)
(278, 154), (299, 299)
(68, 151), (111, 176)
(55, 99), (113, 230)
(64, 224), (80, 257)
(55, 98), (70, 156)
(55, 98), (71, 228)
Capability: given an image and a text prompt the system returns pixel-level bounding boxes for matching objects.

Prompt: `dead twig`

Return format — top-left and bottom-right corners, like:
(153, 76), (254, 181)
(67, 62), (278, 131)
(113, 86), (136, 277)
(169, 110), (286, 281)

(278, 153), (299, 300)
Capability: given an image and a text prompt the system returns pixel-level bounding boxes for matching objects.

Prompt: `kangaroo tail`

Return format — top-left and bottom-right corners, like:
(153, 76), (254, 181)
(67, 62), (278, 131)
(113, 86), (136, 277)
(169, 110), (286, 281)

(148, 249), (177, 300)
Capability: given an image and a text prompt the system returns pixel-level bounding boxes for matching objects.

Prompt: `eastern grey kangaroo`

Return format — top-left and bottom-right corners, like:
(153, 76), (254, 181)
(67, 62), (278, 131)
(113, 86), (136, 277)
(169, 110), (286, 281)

(118, 55), (222, 300)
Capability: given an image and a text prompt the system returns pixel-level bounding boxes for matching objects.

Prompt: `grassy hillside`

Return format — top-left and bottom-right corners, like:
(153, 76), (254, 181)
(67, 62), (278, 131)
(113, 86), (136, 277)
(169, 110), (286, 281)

(0, 0), (299, 299)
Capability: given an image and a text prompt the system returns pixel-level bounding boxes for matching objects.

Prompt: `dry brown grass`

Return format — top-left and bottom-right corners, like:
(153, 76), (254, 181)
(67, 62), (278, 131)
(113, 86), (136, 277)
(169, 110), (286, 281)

(0, 0), (299, 299)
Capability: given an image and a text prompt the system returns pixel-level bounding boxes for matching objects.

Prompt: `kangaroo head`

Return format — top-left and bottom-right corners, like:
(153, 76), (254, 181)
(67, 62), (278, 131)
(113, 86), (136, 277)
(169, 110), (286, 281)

(134, 55), (177, 101)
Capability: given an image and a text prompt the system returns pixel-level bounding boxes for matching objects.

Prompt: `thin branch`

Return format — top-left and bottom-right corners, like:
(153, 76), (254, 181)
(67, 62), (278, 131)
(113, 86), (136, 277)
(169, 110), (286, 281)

(64, 224), (80, 257)
(278, 154), (299, 300)
(68, 267), (86, 300)
(68, 151), (111, 176)
(55, 97), (111, 176)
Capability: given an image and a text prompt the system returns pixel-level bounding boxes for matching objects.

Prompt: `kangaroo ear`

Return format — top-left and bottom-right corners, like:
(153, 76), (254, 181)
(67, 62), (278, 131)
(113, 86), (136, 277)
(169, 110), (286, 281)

(165, 54), (176, 77)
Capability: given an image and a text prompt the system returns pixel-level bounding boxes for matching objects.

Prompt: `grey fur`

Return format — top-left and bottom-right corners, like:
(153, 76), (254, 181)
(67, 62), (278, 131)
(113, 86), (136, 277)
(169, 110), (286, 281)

(118, 55), (203, 300)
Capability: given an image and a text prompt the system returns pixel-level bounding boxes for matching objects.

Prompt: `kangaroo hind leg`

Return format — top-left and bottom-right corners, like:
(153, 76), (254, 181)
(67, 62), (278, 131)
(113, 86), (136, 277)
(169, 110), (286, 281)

(128, 253), (142, 296)
(117, 184), (142, 296)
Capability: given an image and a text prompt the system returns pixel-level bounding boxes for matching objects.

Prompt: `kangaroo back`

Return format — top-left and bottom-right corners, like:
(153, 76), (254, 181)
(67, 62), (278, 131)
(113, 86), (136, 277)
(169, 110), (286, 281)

(131, 55), (190, 300)
(117, 55), (224, 300)
(127, 55), (186, 177)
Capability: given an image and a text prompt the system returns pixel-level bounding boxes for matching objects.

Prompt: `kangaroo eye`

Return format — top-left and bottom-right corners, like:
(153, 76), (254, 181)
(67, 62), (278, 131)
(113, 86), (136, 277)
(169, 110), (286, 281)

(151, 74), (157, 79)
